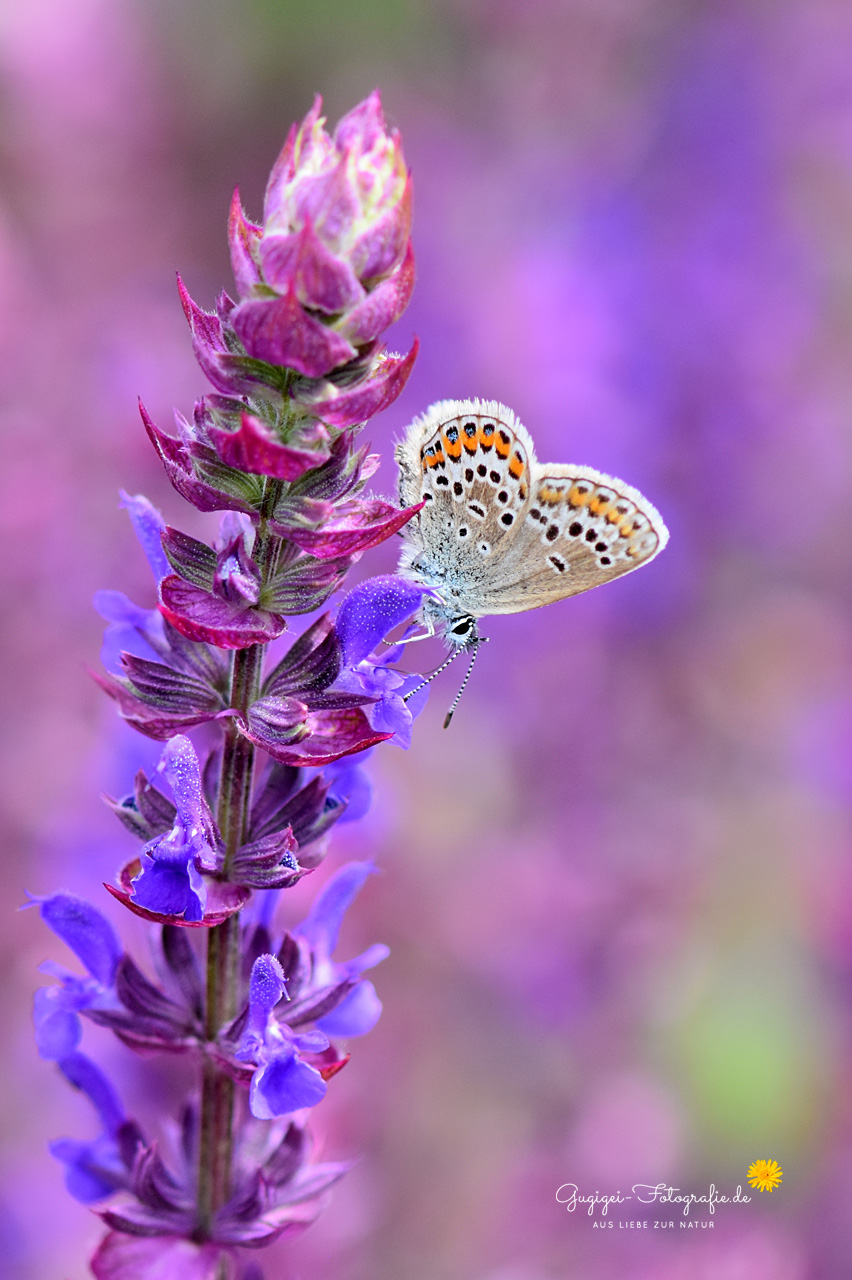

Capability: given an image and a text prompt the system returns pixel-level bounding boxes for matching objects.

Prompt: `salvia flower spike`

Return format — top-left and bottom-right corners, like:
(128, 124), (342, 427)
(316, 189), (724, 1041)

(33, 90), (430, 1279)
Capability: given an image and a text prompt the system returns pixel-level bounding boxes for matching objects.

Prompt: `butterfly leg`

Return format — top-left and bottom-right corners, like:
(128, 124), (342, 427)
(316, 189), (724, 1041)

(382, 618), (437, 646)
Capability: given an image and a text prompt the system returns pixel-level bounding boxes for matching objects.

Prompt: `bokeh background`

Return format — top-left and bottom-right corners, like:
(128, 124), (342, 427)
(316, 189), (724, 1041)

(3, 0), (852, 1276)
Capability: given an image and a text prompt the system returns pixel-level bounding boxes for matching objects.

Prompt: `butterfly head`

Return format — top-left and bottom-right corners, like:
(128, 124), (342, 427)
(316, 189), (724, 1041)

(419, 594), (479, 649)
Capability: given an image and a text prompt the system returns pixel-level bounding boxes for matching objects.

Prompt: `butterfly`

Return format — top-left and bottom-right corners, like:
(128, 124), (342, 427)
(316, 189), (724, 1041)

(395, 400), (669, 721)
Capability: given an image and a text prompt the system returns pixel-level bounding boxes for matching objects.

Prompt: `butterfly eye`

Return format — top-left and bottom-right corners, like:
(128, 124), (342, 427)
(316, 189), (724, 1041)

(450, 617), (473, 637)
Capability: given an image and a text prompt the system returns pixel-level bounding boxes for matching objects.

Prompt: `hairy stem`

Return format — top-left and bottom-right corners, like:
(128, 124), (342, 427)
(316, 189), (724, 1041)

(197, 647), (261, 1232)
(197, 483), (283, 1234)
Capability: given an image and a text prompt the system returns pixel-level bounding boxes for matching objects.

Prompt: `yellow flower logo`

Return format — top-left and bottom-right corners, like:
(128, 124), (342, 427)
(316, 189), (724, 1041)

(747, 1158), (783, 1192)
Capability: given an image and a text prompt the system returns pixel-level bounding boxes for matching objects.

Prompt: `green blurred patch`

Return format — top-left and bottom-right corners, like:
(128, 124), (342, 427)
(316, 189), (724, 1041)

(146, 0), (460, 122)
(669, 946), (835, 1167)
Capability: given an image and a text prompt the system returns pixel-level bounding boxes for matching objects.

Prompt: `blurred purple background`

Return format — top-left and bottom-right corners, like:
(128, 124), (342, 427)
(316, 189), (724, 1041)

(3, 1), (852, 1276)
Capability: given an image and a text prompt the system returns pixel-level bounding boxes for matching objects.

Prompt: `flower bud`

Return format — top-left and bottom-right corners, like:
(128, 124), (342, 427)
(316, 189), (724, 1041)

(230, 92), (414, 385)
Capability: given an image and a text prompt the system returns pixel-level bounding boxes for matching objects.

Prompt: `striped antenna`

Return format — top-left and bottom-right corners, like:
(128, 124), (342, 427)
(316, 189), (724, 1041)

(402, 646), (465, 704)
(442, 640), (484, 729)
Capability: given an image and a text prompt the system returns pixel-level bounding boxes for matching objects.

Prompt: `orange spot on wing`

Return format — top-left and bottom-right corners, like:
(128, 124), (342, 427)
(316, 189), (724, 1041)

(442, 433), (462, 459)
(495, 434), (510, 458)
(509, 456), (524, 479)
(568, 486), (592, 507)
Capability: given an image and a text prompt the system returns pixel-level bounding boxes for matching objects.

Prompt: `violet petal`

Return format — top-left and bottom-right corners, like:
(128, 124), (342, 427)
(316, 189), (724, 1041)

(119, 492), (170, 583)
(38, 893), (122, 987)
(297, 861), (376, 956)
(34, 986), (82, 1060)
(250, 1052), (327, 1119)
(316, 979), (382, 1038)
(59, 1051), (126, 1137)
(336, 575), (429, 666)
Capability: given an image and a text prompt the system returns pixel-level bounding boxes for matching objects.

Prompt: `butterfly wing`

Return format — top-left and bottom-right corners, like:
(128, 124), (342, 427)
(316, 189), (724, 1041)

(396, 400), (537, 615)
(464, 463), (669, 614)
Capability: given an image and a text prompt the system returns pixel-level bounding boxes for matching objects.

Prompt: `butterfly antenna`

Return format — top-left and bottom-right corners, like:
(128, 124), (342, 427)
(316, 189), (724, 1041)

(442, 639), (485, 729)
(402, 646), (464, 703)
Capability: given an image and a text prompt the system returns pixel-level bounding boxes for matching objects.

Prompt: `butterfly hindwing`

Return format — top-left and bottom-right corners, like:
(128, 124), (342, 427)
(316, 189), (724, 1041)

(462, 464), (667, 613)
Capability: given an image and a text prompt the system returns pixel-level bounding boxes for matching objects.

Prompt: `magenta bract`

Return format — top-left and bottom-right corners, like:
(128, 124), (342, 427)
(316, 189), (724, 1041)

(232, 285), (357, 377)
(291, 340), (419, 429)
(141, 403), (262, 516)
(259, 217), (364, 314)
(238, 705), (392, 767)
(91, 1233), (227, 1280)
(276, 497), (423, 560)
(159, 575), (288, 650)
(105, 859), (250, 928)
(208, 412), (331, 480)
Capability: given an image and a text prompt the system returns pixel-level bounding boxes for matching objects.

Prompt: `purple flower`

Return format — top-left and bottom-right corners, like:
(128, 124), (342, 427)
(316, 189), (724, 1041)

(30, 893), (122, 1060)
(130, 736), (219, 923)
(94, 590), (165, 676)
(119, 490), (170, 582)
(238, 955), (329, 1118)
(229, 613), (397, 769)
(324, 755), (372, 824)
(295, 862), (389, 1038)
(159, 513), (291, 650)
(334, 575), (431, 746)
(49, 1052), (136, 1203)
(94, 492), (169, 673)
(90, 1235), (226, 1280)
(94, 496), (228, 736)
(335, 574), (429, 664)
(41, 87), (426, 1270)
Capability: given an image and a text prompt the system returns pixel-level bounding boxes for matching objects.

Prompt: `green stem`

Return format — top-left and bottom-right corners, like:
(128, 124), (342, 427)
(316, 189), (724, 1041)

(196, 481), (283, 1235)
(196, 648), (261, 1232)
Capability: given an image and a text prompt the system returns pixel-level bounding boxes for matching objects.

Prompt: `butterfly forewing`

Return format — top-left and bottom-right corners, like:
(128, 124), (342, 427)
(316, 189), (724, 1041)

(397, 404), (536, 613)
